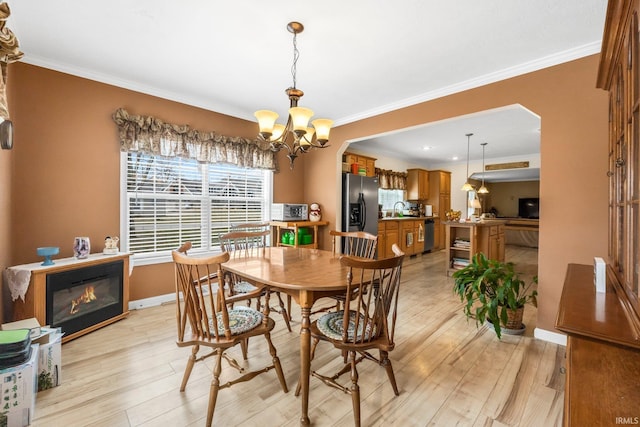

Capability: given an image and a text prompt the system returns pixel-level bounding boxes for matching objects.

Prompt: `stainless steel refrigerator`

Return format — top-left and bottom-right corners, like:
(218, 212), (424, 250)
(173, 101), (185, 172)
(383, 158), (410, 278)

(342, 173), (379, 236)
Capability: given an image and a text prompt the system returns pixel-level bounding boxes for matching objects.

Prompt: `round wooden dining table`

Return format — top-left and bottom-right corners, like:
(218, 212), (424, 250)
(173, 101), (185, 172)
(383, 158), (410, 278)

(222, 246), (350, 426)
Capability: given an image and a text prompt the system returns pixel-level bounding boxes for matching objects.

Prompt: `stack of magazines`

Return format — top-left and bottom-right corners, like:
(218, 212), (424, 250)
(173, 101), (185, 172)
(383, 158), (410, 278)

(453, 238), (471, 249)
(452, 257), (470, 269)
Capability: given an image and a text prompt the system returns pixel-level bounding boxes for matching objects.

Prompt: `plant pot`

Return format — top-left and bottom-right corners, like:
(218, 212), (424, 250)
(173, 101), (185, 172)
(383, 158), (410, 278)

(486, 307), (527, 336)
(505, 306), (524, 330)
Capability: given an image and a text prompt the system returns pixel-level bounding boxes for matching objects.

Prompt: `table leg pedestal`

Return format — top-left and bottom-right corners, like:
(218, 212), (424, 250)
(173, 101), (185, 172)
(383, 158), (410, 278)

(300, 306), (311, 426)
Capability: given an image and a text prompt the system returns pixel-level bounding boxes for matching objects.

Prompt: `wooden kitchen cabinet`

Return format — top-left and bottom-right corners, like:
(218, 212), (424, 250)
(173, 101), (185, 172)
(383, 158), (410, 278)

(344, 152), (377, 177)
(433, 218), (441, 250)
(406, 168), (430, 200)
(445, 220), (506, 275)
(377, 220), (399, 259)
(477, 224), (505, 261)
(428, 170), (451, 250)
(378, 221), (386, 259)
(401, 220), (416, 255)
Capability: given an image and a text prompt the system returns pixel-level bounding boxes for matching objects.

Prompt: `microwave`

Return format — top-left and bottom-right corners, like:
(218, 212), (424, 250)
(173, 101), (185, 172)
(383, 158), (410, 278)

(271, 203), (308, 221)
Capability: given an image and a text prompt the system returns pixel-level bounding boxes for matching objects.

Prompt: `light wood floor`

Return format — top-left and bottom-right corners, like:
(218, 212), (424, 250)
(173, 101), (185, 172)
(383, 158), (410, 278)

(32, 246), (565, 427)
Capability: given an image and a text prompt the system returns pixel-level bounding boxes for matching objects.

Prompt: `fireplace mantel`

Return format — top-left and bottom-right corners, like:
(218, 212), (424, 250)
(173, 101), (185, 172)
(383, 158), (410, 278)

(9, 253), (130, 343)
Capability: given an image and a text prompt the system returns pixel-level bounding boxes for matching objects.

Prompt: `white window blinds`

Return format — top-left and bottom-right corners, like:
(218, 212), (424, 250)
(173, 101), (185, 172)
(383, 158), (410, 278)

(123, 152), (271, 261)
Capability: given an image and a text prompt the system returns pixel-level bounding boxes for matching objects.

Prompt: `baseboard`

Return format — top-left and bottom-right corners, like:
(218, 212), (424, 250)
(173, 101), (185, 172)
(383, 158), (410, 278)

(534, 327), (567, 346)
(128, 293), (174, 310)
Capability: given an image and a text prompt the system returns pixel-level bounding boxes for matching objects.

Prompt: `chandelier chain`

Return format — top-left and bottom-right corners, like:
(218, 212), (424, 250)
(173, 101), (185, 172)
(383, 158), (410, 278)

(291, 31), (299, 89)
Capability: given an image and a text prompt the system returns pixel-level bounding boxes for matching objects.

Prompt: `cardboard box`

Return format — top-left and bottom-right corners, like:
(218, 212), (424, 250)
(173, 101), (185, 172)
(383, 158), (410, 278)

(35, 328), (62, 392)
(0, 344), (38, 427)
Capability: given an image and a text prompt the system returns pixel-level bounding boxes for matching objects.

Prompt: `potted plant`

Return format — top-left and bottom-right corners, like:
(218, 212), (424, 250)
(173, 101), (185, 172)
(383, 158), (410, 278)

(452, 252), (538, 339)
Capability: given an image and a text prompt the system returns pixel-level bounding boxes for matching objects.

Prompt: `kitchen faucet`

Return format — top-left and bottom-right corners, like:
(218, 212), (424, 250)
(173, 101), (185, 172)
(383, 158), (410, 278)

(393, 201), (405, 217)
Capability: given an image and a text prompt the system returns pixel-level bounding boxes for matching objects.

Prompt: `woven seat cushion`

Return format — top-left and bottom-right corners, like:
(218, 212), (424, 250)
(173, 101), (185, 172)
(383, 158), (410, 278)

(316, 310), (375, 341)
(211, 306), (263, 336)
(233, 280), (258, 294)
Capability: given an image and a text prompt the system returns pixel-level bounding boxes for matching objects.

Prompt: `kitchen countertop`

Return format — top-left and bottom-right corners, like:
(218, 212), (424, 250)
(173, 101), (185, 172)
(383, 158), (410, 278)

(443, 219), (508, 226)
(379, 216), (437, 221)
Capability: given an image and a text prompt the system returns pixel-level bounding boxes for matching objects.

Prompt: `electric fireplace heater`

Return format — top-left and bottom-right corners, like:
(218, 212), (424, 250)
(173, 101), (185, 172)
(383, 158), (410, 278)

(45, 260), (124, 337)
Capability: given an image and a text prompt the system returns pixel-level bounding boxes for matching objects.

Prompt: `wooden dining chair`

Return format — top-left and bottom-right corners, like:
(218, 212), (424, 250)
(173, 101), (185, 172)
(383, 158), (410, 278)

(172, 250), (288, 427)
(220, 230), (293, 332)
(296, 243), (405, 427)
(311, 230), (379, 315)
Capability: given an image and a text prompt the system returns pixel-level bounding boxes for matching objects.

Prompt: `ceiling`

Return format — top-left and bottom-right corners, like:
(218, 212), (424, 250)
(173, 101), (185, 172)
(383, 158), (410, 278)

(8, 1), (607, 176)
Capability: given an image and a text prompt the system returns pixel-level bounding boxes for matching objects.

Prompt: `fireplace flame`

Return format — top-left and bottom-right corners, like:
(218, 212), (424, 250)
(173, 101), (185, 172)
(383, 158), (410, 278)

(70, 286), (97, 314)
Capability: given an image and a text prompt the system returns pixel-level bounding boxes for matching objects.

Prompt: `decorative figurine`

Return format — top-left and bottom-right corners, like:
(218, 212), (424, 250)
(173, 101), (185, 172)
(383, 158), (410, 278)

(103, 236), (119, 254)
(309, 203), (322, 222)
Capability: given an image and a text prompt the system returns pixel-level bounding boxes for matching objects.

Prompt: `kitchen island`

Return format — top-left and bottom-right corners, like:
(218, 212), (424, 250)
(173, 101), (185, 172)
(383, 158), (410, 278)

(445, 220), (507, 275)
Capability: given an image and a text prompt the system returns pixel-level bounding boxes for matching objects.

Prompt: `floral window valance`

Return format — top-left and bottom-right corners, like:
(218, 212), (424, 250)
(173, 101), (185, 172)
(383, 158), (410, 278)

(376, 168), (407, 190)
(112, 108), (277, 171)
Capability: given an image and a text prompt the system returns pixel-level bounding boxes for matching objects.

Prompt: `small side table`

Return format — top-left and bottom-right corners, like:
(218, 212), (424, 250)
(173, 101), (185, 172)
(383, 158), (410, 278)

(270, 220), (329, 249)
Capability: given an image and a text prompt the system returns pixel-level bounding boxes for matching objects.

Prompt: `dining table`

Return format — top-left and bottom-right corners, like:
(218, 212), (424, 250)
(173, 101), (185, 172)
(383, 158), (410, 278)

(222, 245), (350, 426)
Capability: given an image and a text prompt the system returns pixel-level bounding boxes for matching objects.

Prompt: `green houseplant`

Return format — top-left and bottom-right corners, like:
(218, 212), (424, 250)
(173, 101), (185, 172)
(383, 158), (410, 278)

(452, 252), (538, 339)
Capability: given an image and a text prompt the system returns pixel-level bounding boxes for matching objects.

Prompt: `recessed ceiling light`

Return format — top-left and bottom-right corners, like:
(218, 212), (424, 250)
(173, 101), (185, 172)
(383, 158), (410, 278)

(452, 156), (459, 160)
(423, 146), (431, 150)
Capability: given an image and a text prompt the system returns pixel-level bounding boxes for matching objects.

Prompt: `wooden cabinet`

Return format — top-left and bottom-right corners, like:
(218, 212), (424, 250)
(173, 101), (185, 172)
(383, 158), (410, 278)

(344, 152), (376, 177)
(378, 221), (386, 259)
(400, 220), (416, 255)
(597, 0), (640, 323)
(555, 3), (640, 425)
(377, 220), (399, 259)
(270, 220), (329, 249)
(444, 221), (506, 275)
(477, 224), (505, 261)
(428, 170), (451, 250)
(406, 168), (430, 200)
(556, 264), (640, 426)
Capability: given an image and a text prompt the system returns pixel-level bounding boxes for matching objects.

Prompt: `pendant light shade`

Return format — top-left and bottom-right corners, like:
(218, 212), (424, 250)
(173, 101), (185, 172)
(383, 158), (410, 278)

(461, 133), (474, 191)
(478, 142), (489, 194)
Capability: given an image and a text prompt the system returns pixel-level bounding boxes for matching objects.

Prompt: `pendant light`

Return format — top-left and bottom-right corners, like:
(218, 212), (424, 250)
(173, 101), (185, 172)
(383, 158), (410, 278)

(478, 142), (489, 194)
(461, 133), (474, 191)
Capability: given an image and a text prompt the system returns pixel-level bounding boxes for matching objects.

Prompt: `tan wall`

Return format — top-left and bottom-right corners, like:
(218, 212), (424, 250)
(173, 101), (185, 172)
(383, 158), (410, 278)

(305, 54), (608, 333)
(484, 181), (540, 217)
(6, 55), (608, 334)
(7, 63), (304, 302)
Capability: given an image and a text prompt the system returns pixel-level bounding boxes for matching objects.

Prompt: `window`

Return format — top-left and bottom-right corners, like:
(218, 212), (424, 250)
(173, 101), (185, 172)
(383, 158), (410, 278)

(378, 189), (406, 212)
(121, 152), (272, 265)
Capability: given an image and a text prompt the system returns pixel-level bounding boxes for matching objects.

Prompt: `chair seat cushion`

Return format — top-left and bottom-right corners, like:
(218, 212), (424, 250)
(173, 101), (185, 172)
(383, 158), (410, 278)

(211, 306), (263, 336)
(316, 310), (375, 341)
(233, 280), (259, 294)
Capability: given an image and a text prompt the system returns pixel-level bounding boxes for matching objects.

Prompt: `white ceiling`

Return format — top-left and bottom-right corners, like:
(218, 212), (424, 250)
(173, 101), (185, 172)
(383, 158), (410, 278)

(7, 1), (607, 175)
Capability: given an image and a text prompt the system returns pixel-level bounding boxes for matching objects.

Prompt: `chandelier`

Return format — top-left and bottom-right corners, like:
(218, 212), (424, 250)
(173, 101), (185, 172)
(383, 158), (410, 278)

(461, 133), (474, 191)
(254, 22), (333, 169)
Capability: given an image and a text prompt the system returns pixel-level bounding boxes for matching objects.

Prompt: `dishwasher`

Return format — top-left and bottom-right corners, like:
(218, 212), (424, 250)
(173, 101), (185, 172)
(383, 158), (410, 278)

(423, 219), (435, 252)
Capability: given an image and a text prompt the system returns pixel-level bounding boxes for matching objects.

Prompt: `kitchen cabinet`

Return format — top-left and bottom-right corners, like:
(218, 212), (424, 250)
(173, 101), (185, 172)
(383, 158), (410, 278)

(344, 152), (376, 177)
(386, 222), (399, 258)
(445, 220), (506, 276)
(428, 170), (451, 250)
(378, 221), (386, 259)
(401, 220), (416, 255)
(406, 168), (430, 200)
(477, 224), (505, 261)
